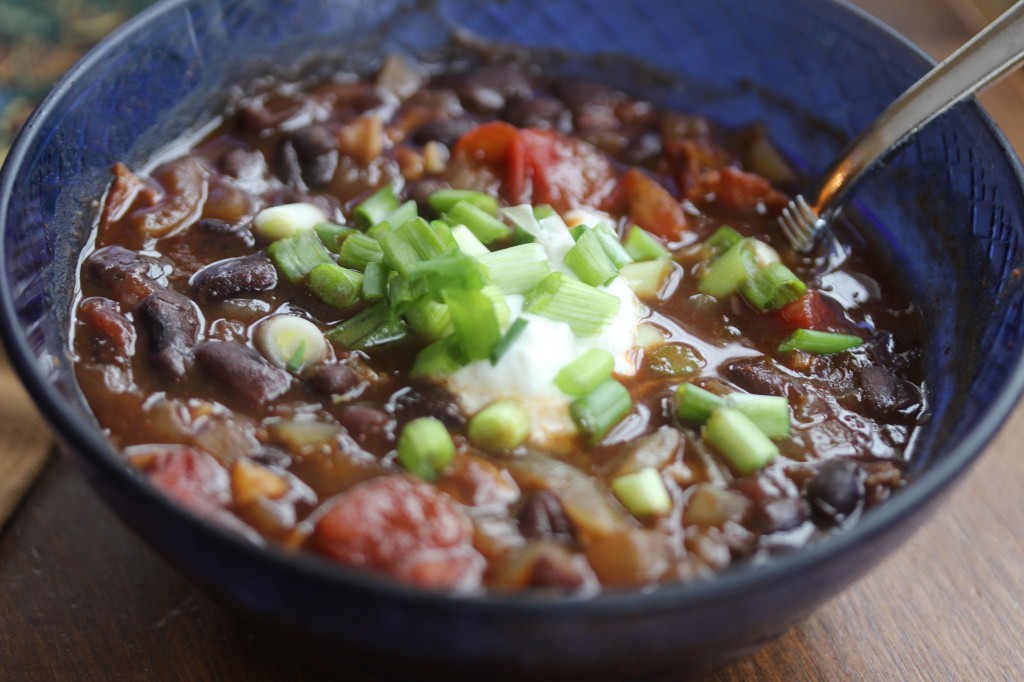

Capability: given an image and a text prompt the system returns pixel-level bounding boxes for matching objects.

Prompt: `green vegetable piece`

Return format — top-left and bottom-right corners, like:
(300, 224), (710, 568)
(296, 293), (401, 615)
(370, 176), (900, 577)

(428, 189), (499, 216)
(478, 243), (550, 295)
(397, 417), (455, 480)
(703, 406), (779, 475)
(380, 217), (453, 277)
(612, 467), (672, 517)
(489, 317), (529, 365)
(361, 261), (388, 301)
(338, 232), (385, 271)
(570, 378), (632, 444)
(727, 394), (791, 440)
(777, 329), (864, 354)
(444, 200), (511, 244)
(411, 337), (466, 379)
(468, 400), (531, 452)
(620, 259), (674, 300)
(354, 185), (400, 228)
(267, 229), (335, 284)
(675, 383), (726, 424)
(698, 238), (757, 298)
(326, 302), (408, 350)
(706, 225), (744, 254)
(647, 344), (701, 377)
(740, 262), (807, 312)
(314, 222), (357, 253)
(532, 204), (557, 220)
(623, 225), (670, 261)
(408, 253), (489, 299)
(308, 263), (364, 310)
(443, 288), (502, 361)
(404, 296), (453, 340)
(555, 349), (615, 396)
(592, 223), (633, 268)
(564, 228), (620, 286)
(285, 339), (308, 374)
(450, 224), (490, 257)
(523, 272), (620, 337)
(382, 199), (418, 229)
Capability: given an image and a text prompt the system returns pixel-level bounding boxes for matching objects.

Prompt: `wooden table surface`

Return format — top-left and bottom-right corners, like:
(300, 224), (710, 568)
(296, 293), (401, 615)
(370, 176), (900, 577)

(3, 1), (1024, 680)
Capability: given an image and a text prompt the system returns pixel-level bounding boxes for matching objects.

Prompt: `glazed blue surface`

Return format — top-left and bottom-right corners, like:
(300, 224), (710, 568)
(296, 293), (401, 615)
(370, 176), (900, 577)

(3, 0), (1024, 677)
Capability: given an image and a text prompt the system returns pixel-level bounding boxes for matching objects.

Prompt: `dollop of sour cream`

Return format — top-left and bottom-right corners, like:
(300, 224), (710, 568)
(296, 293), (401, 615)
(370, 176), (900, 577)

(442, 209), (642, 450)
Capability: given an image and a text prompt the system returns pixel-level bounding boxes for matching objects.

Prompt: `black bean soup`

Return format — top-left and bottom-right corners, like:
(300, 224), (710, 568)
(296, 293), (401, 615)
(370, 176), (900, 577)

(71, 54), (926, 593)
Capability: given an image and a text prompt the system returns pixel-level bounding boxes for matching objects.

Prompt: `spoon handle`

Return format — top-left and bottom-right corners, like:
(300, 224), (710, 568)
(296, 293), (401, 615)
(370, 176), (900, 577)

(813, 0), (1024, 219)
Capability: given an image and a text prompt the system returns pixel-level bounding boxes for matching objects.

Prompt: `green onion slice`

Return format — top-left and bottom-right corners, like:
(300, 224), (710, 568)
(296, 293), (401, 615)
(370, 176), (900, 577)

(555, 349), (615, 397)
(777, 329), (864, 354)
(468, 400), (531, 452)
(397, 417), (455, 480)
(570, 378), (632, 444)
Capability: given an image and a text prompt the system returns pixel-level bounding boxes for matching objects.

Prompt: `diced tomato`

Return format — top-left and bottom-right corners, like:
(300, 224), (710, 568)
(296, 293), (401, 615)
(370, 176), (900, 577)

(453, 122), (616, 213)
(617, 168), (688, 240)
(691, 166), (789, 213)
(139, 445), (231, 515)
(312, 474), (484, 590)
(772, 289), (845, 332)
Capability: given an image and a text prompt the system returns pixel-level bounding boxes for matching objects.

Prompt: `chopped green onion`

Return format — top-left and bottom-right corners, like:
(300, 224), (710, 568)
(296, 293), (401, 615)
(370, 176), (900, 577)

(555, 349), (615, 396)
(397, 417), (455, 481)
(532, 204), (557, 220)
(450, 224), (490, 257)
(366, 221), (392, 240)
(253, 202), (328, 241)
(647, 343), (701, 377)
(698, 238), (757, 298)
(314, 222), (357, 253)
(740, 262), (807, 312)
(727, 394), (791, 439)
(338, 232), (384, 271)
(621, 259), (675, 300)
(255, 315), (328, 373)
(623, 225), (670, 261)
(706, 225), (743, 254)
(480, 285), (511, 329)
(568, 224), (588, 242)
(386, 270), (427, 312)
(523, 272), (619, 337)
(353, 185), (400, 228)
(478, 243), (550, 295)
(676, 383), (725, 424)
(361, 261), (388, 301)
(703, 406), (779, 475)
(443, 288), (501, 361)
(489, 317), (529, 365)
(467, 400), (530, 452)
(308, 263), (364, 310)
(411, 336), (465, 378)
(592, 224), (633, 268)
(777, 329), (864, 354)
(564, 228), (620, 286)
(636, 323), (668, 349)
(428, 189), (499, 216)
(267, 229), (335, 284)
(570, 378), (632, 444)
(380, 217), (453, 277)
(611, 467), (672, 517)
(512, 226), (537, 245)
(382, 200), (418, 229)
(409, 253), (489, 299)
(326, 302), (408, 350)
(429, 220), (458, 251)
(404, 296), (453, 340)
(444, 201), (511, 244)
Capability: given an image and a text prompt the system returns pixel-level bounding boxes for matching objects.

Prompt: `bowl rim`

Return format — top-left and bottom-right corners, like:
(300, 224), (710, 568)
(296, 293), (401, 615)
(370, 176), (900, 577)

(3, 0), (1024, 617)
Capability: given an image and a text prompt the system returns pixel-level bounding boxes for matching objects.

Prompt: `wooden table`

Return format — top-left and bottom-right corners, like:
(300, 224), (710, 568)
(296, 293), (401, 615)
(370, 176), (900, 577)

(2, 1), (1023, 680)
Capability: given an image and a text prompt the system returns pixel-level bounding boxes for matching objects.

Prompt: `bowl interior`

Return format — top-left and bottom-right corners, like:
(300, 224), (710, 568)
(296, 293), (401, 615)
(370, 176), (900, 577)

(3, 0), (1024, 620)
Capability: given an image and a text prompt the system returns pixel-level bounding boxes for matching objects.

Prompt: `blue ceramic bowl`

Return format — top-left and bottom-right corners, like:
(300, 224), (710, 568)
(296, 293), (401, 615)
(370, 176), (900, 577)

(3, 0), (1024, 678)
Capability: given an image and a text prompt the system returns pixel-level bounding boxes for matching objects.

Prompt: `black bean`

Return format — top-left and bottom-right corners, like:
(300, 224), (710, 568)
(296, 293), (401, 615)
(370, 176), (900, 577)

(517, 491), (575, 543)
(84, 245), (170, 308)
(288, 125), (339, 188)
(556, 80), (626, 131)
(336, 404), (393, 447)
(191, 218), (256, 253)
(504, 96), (569, 131)
(191, 253), (277, 303)
(620, 130), (664, 165)
(724, 358), (805, 401)
(856, 365), (918, 417)
(411, 118), (478, 148)
(760, 497), (809, 533)
(135, 290), (201, 380)
(448, 64), (533, 114)
(307, 363), (362, 396)
(194, 341), (292, 406)
(805, 459), (866, 525)
(390, 384), (465, 429)
(217, 147), (267, 182)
